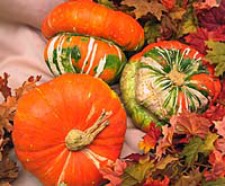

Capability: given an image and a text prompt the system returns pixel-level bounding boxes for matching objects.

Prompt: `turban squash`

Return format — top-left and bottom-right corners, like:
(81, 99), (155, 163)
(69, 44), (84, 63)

(41, 0), (144, 51)
(12, 74), (127, 186)
(120, 41), (221, 132)
(41, 0), (144, 83)
(44, 33), (126, 84)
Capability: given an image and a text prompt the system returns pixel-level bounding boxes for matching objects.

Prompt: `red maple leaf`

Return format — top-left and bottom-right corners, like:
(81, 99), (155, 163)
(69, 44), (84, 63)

(204, 150), (225, 181)
(214, 116), (225, 137)
(144, 175), (170, 186)
(155, 125), (174, 159)
(99, 159), (127, 186)
(184, 27), (209, 54)
(160, 0), (176, 10)
(203, 79), (225, 122)
(208, 25), (225, 42)
(203, 104), (225, 122)
(170, 112), (212, 138)
(215, 138), (225, 155)
(0, 73), (11, 101)
(193, 0), (220, 10)
(138, 123), (162, 153)
(197, 0), (225, 30)
(217, 78), (225, 102)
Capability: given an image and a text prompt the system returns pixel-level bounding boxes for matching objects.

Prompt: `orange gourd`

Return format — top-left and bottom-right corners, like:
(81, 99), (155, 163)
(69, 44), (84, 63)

(41, 0), (144, 51)
(120, 41), (221, 132)
(44, 33), (127, 84)
(12, 74), (127, 186)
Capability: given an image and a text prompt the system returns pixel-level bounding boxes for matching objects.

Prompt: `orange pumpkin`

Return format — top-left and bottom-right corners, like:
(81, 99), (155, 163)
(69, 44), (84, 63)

(41, 0), (144, 51)
(12, 74), (127, 186)
(44, 33), (127, 84)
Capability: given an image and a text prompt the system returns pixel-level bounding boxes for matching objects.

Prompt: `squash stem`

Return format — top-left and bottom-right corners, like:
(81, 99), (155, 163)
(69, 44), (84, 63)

(65, 110), (112, 151)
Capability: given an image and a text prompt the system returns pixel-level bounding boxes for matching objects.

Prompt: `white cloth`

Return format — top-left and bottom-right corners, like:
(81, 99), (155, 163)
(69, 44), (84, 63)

(0, 0), (145, 185)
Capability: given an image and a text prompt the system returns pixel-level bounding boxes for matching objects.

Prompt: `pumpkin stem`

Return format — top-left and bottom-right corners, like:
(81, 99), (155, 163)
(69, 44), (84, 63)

(65, 110), (112, 151)
(167, 65), (186, 86)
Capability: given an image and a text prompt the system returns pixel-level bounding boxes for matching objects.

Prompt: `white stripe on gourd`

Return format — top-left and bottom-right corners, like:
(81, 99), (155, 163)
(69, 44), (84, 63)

(95, 55), (107, 78)
(85, 43), (98, 74)
(83, 149), (113, 169)
(81, 37), (96, 73)
(47, 35), (61, 75)
(114, 45), (123, 61)
(57, 151), (72, 185)
(56, 34), (66, 74)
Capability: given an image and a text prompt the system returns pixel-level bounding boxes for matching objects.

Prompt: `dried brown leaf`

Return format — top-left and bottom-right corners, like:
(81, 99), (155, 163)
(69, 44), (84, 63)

(15, 75), (41, 99)
(121, 0), (167, 20)
(0, 74), (41, 184)
(0, 152), (19, 184)
(0, 73), (11, 101)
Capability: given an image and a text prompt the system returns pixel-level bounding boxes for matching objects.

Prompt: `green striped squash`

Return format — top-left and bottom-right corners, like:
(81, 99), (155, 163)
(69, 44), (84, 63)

(120, 41), (221, 132)
(44, 33), (127, 84)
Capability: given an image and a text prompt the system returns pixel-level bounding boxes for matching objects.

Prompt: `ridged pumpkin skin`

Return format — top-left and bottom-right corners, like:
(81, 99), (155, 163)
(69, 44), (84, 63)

(41, 0), (144, 51)
(12, 74), (127, 186)
(120, 41), (221, 132)
(44, 33), (127, 84)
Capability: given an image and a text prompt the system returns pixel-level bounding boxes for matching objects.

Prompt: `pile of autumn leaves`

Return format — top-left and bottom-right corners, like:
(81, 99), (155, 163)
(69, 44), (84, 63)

(0, 74), (40, 184)
(97, 0), (225, 185)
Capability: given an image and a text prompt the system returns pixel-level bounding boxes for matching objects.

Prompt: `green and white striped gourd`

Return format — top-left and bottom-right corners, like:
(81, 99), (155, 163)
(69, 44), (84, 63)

(120, 41), (221, 132)
(44, 33), (127, 84)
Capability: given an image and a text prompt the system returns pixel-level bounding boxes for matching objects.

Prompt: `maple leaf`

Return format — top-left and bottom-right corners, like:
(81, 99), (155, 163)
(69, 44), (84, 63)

(168, 7), (186, 20)
(214, 116), (225, 137)
(203, 150), (225, 181)
(197, 0), (225, 30)
(202, 177), (225, 186)
(205, 41), (225, 77)
(122, 156), (154, 185)
(155, 154), (178, 170)
(203, 104), (225, 122)
(215, 138), (225, 155)
(160, 0), (176, 10)
(181, 136), (204, 167)
(208, 25), (225, 42)
(0, 97), (16, 132)
(185, 25), (225, 55)
(144, 21), (161, 44)
(121, 0), (167, 20)
(100, 159), (127, 186)
(178, 6), (198, 37)
(160, 15), (178, 40)
(144, 175), (170, 186)
(170, 112), (212, 139)
(174, 169), (202, 186)
(15, 75), (41, 99)
(155, 125), (174, 159)
(184, 27), (209, 54)
(198, 132), (218, 156)
(123, 153), (143, 163)
(0, 73), (11, 101)
(193, 0), (220, 10)
(138, 123), (161, 153)
(0, 151), (19, 184)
